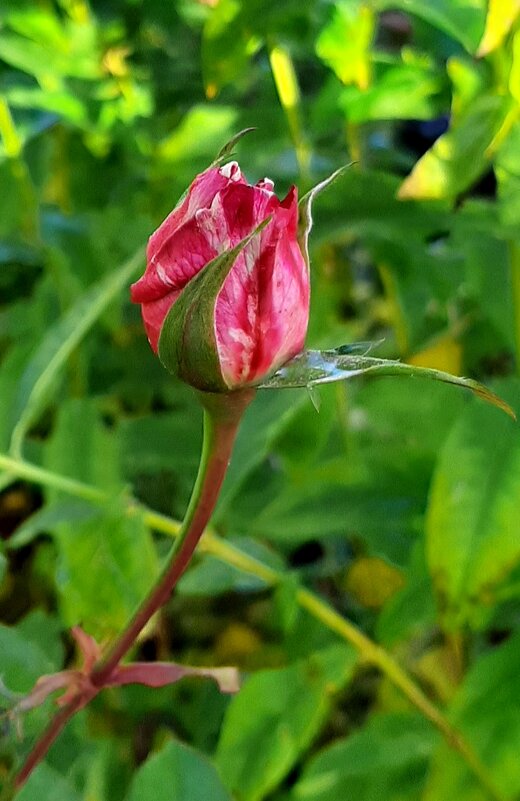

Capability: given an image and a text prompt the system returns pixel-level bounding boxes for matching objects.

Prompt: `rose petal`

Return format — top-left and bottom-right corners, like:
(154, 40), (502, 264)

(147, 166), (242, 259)
(277, 185), (299, 237)
(131, 159), (309, 388)
(132, 217), (218, 305)
(215, 220), (309, 387)
(218, 182), (279, 245)
(141, 290), (181, 352)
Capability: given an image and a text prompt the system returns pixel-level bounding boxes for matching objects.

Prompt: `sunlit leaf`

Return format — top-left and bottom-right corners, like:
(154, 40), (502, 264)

(158, 105), (238, 164)
(316, 1), (375, 89)
(340, 61), (444, 123)
(477, 0), (520, 56)
(398, 94), (513, 200)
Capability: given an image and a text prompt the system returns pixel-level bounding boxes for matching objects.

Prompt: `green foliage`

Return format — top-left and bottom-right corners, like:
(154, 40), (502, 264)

(215, 646), (357, 801)
(125, 739), (232, 801)
(425, 632), (520, 800)
(291, 713), (438, 801)
(1, 0), (520, 799)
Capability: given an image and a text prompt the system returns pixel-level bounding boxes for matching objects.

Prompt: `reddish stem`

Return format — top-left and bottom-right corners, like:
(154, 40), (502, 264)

(92, 394), (250, 685)
(15, 697), (87, 788)
(15, 389), (254, 790)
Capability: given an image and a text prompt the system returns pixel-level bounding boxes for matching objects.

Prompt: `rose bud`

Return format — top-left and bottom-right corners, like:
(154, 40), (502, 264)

(130, 161), (309, 392)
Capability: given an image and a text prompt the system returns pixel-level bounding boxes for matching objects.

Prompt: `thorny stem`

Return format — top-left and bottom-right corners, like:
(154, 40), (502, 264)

(14, 389), (254, 790)
(0, 433), (504, 801)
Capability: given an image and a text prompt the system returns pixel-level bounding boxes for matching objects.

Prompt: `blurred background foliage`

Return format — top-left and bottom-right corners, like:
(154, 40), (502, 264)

(1, 0), (520, 799)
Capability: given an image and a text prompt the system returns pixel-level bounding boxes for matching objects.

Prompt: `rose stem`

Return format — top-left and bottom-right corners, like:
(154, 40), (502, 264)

(15, 389), (254, 789)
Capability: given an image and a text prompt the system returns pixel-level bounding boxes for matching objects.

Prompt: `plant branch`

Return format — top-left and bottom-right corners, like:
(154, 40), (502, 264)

(15, 698), (86, 789)
(13, 389), (253, 789)
(92, 390), (253, 685)
(1, 441), (504, 801)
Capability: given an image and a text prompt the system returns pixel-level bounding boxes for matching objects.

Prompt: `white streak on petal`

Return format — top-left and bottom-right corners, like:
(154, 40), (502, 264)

(256, 178), (275, 195)
(156, 263), (176, 287)
(196, 205), (230, 252)
(228, 328), (254, 348)
(219, 161), (241, 181)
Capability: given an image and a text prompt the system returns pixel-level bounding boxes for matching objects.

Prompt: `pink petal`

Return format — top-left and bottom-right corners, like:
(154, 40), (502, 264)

(215, 207), (309, 387)
(147, 165), (245, 259)
(131, 163), (253, 352)
(131, 217), (218, 304)
(218, 182), (279, 246)
(140, 290), (181, 352)
(277, 185), (299, 237)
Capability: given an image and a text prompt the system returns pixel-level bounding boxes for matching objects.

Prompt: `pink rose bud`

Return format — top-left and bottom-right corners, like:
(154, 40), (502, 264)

(131, 161), (309, 391)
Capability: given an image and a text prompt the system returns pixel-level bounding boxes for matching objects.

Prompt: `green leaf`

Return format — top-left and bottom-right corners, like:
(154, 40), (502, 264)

(496, 118), (520, 228)
(455, 220), (515, 350)
(119, 411), (201, 473)
(0, 28), (100, 81)
(376, 544), (437, 646)
(16, 609), (65, 669)
(398, 94), (513, 200)
(0, 344), (33, 453)
(248, 480), (417, 562)
(425, 632), (520, 800)
(53, 506), (159, 639)
(259, 348), (515, 419)
(177, 538), (285, 597)
(215, 646), (357, 801)
(125, 739), (232, 801)
(9, 246), (145, 457)
(0, 612), (62, 694)
(375, 0), (487, 53)
(44, 399), (122, 500)
(14, 763), (83, 801)
(340, 61), (444, 123)
(311, 167), (450, 246)
(44, 398), (158, 638)
(158, 105), (238, 165)
(7, 500), (99, 550)
(426, 377), (520, 630)
(202, 0), (261, 94)
(291, 713), (437, 801)
(7, 86), (87, 125)
(316, 1), (374, 89)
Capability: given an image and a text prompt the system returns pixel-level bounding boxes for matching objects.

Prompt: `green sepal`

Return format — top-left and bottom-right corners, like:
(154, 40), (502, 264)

(211, 128), (257, 168)
(158, 217), (272, 392)
(297, 163), (353, 269)
(163, 130), (258, 227)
